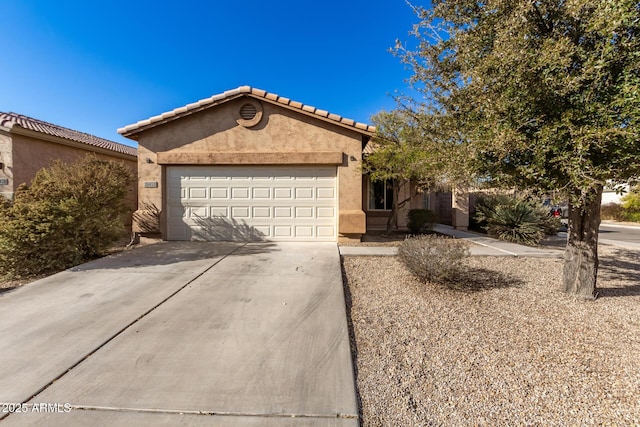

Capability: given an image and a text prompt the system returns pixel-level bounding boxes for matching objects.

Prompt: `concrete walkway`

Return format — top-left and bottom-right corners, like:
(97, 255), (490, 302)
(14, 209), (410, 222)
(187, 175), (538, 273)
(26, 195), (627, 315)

(339, 224), (562, 257)
(0, 242), (357, 426)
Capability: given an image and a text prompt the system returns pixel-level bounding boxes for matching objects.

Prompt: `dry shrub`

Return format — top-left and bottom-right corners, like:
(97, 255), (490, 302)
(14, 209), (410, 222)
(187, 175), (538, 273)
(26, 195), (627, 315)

(0, 156), (133, 277)
(600, 203), (626, 221)
(398, 235), (469, 283)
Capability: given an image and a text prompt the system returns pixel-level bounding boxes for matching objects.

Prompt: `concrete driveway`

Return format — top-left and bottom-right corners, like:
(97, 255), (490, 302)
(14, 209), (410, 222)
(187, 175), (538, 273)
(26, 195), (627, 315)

(0, 242), (357, 426)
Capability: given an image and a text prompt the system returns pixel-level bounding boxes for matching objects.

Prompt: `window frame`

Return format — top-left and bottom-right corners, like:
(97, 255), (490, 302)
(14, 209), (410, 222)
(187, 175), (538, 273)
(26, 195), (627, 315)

(367, 178), (394, 211)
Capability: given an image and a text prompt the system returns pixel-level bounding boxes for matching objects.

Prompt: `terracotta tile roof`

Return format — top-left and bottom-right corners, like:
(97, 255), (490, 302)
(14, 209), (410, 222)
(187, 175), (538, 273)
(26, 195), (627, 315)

(118, 86), (376, 137)
(0, 112), (137, 157)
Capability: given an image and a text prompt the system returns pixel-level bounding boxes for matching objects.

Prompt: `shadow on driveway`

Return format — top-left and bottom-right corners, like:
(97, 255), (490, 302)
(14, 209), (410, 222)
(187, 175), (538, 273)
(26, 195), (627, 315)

(70, 241), (280, 272)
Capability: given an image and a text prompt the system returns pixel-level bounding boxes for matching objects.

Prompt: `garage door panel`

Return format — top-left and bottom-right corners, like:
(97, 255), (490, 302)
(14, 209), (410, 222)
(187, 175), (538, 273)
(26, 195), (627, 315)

(231, 206), (250, 218)
(294, 188), (314, 199)
(317, 207), (335, 218)
(317, 226), (335, 237)
(274, 207), (292, 218)
(295, 207), (314, 218)
(252, 188), (271, 199)
(189, 187), (207, 199)
(274, 188), (292, 199)
(167, 187), (183, 200)
(253, 225), (272, 238)
(274, 226), (292, 237)
(167, 166), (337, 241)
(252, 207), (271, 218)
(210, 207), (228, 217)
(317, 187), (335, 199)
(231, 187), (250, 199)
(211, 188), (228, 199)
(190, 206), (208, 218)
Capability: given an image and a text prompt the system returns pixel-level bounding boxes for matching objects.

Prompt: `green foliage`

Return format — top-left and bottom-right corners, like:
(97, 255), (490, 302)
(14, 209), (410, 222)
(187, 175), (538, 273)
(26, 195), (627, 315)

(398, 235), (469, 283)
(621, 186), (640, 213)
(625, 212), (640, 222)
(0, 156), (133, 277)
(475, 195), (559, 245)
(396, 0), (640, 295)
(363, 110), (456, 232)
(364, 110), (462, 187)
(406, 209), (438, 234)
(398, 0), (640, 203)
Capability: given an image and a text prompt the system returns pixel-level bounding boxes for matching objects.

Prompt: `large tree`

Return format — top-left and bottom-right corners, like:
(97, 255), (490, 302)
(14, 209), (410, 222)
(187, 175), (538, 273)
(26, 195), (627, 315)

(364, 110), (461, 233)
(398, 0), (640, 298)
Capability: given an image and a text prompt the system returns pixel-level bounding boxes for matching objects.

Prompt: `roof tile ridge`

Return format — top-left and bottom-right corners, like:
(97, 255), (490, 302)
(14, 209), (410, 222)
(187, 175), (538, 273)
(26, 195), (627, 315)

(2, 111), (137, 154)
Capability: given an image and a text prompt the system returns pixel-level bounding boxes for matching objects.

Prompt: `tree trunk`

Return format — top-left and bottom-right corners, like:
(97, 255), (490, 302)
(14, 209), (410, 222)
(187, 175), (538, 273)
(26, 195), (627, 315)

(562, 186), (603, 299)
(385, 182), (400, 234)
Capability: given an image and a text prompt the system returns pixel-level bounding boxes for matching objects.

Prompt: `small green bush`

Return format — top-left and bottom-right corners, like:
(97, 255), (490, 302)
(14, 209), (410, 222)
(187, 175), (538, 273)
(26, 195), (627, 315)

(621, 187), (640, 211)
(625, 212), (640, 222)
(406, 209), (438, 234)
(0, 156), (133, 277)
(398, 235), (469, 283)
(621, 187), (640, 222)
(475, 195), (557, 246)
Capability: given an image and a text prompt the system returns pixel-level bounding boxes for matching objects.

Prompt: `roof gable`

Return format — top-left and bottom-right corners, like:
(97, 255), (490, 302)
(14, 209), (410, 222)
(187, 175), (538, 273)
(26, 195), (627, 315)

(118, 86), (376, 139)
(0, 112), (137, 158)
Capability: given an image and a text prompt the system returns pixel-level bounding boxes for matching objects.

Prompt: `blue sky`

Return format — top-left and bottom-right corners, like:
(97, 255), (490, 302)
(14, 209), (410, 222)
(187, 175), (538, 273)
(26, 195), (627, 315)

(0, 1), (423, 147)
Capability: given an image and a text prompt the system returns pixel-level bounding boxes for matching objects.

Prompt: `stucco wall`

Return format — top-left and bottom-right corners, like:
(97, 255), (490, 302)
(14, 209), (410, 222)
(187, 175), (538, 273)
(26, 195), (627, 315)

(0, 130), (13, 199)
(135, 97), (366, 237)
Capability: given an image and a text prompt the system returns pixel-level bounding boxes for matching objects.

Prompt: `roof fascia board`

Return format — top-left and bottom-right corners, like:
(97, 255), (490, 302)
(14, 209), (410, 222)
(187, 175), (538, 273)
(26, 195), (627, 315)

(120, 93), (374, 139)
(253, 96), (375, 137)
(9, 126), (137, 161)
(119, 94), (246, 139)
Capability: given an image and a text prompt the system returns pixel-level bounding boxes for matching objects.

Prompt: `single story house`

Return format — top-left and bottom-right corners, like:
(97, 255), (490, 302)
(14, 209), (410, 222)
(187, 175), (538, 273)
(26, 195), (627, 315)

(119, 86), (468, 242)
(0, 112), (138, 219)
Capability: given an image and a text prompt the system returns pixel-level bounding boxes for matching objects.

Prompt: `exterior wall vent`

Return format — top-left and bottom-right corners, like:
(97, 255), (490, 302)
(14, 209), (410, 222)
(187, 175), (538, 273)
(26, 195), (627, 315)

(240, 103), (257, 120)
(235, 100), (263, 128)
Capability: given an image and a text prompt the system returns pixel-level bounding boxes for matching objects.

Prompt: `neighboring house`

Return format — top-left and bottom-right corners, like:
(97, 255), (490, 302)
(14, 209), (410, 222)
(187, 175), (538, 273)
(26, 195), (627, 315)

(119, 86), (466, 242)
(0, 112), (138, 220)
(602, 182), (631, 205)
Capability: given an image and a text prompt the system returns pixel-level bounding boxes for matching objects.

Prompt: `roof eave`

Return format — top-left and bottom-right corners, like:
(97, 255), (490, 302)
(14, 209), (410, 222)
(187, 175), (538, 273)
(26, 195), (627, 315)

(9, 126), (137, 161)
(118, 86), (376, 139)
(118, 93), (246, 140)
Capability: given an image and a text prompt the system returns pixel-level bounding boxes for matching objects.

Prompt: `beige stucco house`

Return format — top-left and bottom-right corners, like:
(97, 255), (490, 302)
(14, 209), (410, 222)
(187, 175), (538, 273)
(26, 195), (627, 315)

(0, 112), (138, 217)
(119, 86), (466, 242)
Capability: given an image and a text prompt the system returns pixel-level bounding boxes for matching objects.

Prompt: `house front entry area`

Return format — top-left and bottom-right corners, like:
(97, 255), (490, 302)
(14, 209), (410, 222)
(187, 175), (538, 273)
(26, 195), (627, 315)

(166, 165), (338, 242)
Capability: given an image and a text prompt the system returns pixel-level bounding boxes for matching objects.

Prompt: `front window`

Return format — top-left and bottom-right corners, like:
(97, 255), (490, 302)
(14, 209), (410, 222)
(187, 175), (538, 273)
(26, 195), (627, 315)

(421, 192), (430, 210)
(368, 179), (393, 210)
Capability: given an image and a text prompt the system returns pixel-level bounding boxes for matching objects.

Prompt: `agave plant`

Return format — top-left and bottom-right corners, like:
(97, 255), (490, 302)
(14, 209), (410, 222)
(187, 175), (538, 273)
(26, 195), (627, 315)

(475, 195), (551, 246)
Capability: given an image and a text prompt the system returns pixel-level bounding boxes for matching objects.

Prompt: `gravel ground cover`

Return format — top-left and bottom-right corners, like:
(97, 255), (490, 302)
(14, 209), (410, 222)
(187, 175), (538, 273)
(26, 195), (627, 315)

(342, 245), (640, 426)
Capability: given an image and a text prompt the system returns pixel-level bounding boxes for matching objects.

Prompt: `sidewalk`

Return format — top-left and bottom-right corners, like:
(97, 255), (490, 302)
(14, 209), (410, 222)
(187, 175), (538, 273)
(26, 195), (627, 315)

(339, 224), (563, 258)
(600, 220), (640, 229)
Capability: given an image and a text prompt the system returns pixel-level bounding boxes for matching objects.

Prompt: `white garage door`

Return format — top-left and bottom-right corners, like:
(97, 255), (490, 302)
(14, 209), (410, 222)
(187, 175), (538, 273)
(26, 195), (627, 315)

(166, 166), (337, 241)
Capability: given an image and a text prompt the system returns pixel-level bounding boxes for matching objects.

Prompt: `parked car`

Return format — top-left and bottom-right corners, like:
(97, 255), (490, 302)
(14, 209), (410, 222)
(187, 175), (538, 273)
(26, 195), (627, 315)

(543, 198), (569, 229)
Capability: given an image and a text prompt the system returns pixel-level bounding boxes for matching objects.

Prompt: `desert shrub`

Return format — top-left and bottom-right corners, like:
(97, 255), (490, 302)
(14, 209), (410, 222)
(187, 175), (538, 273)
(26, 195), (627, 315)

(398, 235), (469, 283)
(475, 195), (556, 245)
(472, 194), (511, 231)
(621, 187), (640, 222)
(540, 210), (562, 235)
(0, 156), (133, 277)
(406, 209), (438, 234)
(621, 187), (640, 210)
(600, 203), (626, 221)
(625, 212), (640, 222)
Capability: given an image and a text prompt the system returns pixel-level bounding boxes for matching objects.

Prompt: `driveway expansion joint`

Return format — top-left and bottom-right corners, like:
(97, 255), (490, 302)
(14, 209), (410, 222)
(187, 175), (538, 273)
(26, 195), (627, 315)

(6, 243), (248, 420)
(69, 405), (359, 419)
